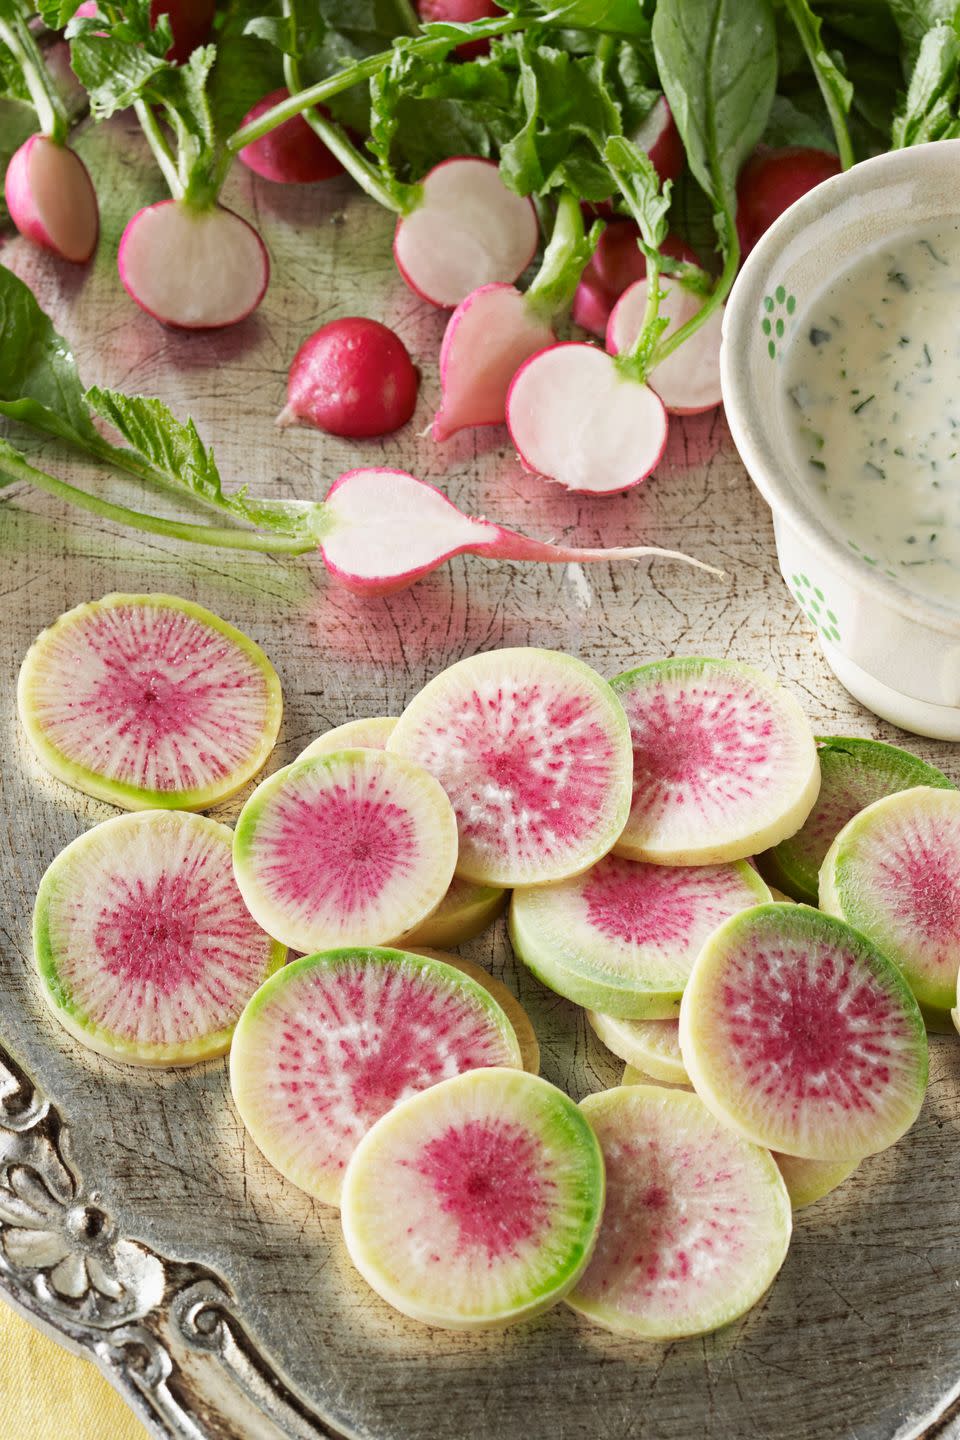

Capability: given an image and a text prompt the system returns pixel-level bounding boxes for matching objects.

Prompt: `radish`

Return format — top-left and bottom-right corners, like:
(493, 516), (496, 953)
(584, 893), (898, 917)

(416, 0), (501, 59)
(18, 593), (282, 811)
(567, 1086), (790, 1340)
(299, 716), (400, 759)
(410, 948), (540, 1074)
(340, 1068), (605, 1329)
(590, 1014), (688, 1084)
(74, 0), (214, 63)
(118, 201), (270, 329)
(316, 467), (718, 594)
(237, 87), (343, 184)
(736, 145), (842, 257)
(230, 947), (523, 1205)
(681, 905), (928, 1163)
(606, 275), (723, 414)
(33, 811), (286, 1066)
(278, 317), (419, 438)
(573, 227), (697, 337)
(632, 96), (684, 187)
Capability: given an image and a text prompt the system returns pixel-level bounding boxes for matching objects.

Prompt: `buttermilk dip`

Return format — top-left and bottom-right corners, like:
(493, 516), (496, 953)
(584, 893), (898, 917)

(781, 220), (960, 606)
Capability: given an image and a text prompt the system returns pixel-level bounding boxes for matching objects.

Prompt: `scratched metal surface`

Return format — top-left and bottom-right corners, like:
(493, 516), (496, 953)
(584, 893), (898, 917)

(1, 112), (959, 1440)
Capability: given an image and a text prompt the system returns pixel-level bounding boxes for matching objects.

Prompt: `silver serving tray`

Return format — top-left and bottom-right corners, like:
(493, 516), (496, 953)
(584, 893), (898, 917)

(2, 115), (959, 1440)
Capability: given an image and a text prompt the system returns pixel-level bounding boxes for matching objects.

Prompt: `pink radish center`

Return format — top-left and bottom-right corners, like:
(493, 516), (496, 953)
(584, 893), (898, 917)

(583, 855), (747, 949)
(94, 872), (203, 994)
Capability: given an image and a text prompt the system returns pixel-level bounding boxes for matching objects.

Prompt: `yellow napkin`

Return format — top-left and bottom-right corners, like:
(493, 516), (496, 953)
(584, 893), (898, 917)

(0, 1295), (147, 1440)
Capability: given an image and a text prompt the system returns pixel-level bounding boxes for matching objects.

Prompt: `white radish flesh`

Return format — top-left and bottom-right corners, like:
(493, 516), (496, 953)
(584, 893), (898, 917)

(433, 284), (554, 440)
(5, 135), (98, 263)
(394, 158), (538, 309)
(118, 201), (269, 329)
(606, 279), (723, 414)
(506, 343), (668, 494)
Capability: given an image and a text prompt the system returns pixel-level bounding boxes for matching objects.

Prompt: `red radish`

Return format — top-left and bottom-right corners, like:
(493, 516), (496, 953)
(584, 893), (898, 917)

(736, 146), (842, 257)
(278, 317), (419, 438)
(118, 201), (269, 329)
(607, 277), (723, 414)
(393, 158), (538, 309)
(417, 0), (501, 58)
(74, 0), (214, 63)
(432, 283), (554, 440)
(237, 87), (343, 184)
(5, 134), (98, 263)
(570, 276), (612, 337)
(317, 468), (716, 594)
(573, 228), (696, 338)
(505, 343), (668, 494)
(632, 97), (684, 187)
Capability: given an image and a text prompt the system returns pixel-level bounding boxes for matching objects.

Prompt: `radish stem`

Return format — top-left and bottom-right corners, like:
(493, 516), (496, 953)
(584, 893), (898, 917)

(649, 229), (739, 369)
(134, 99), (184, 200)
(0, 9), (67, 145)
(524, 191), (598, 322)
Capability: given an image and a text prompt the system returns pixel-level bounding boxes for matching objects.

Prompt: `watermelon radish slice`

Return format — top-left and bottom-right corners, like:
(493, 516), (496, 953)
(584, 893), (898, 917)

(18, 594), (282, 811)
(680, 905), (928, 1162)
(760, 737), (954, 905)
(298, 716), (399, 760)
(340, 1067), (604, 1329)
(566, 1085), (791, 1339)
(387, 648), (633, 887)
(509, 852), (769, 1017)
(620, 1064), (690, 1092)
(820, 787), (960, 1024)
(233, 750), (458, 954)
(399, 876), (507, 948)
(33, 811), (285, 1065)
(588, 1013), (688, 1084)
(611, 657), (820, 865)
(409, 948), (540, 1074)
(230, 947), (522, 1205)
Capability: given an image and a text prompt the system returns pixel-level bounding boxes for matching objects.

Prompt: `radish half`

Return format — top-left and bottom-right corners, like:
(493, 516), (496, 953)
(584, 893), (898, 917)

(394, 158), (538, 309)
(607, 278), (724, 414)
(118, 201), (270, 329)
(5, 135), (98, 264)
(506, 343), (668, 494)
(433, 284), (555, 440)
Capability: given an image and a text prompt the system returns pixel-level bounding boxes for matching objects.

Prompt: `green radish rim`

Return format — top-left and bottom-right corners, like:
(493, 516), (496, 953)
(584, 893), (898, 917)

(33, 811), (286, 1066)
(18, 593), (283, 812)
(760, 736), (955, 904)
(407, 947), (540, 1076)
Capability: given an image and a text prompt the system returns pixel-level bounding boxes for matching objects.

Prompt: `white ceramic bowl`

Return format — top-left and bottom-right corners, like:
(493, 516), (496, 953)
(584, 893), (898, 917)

(721, 140), (960, 740)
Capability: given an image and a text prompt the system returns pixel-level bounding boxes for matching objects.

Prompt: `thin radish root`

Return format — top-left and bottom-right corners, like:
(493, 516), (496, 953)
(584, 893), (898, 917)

(433, 284), (554, 440)
(5, 135), (98, 263)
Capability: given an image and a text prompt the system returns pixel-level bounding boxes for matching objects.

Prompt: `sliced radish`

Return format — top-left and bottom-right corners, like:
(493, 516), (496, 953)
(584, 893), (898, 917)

(567, 1086), (790, 1340)
(393, 158), (538, 309)
(278, 317), (419, 437)
(318, 468), (715, 595)
(118, 201), (269, 329)
(33, 811), (285, 1066)
(5, 135), (98, 264)
(680, 905), (928, 1162)
(233, 750), (458, 953)
(387, 647), (632, 887)
(773, 1153), (858, 1211)
(606, 278), (724, 414)
(433, 284), (554, 440)
(238, 87), (343, 183)
(18, 593), (282, 811)
(340, 1068), (604, 1329)
(632, 96), (684, 186)
(573, 229), (697, 338)
(230, 947), (522, 1205)
(760, 737), (954, 906)
(298, 716), (400, 760)
(506, 343), (668, 494)
(588, 1014), (688, 1084)
(409, 948), (539, 1074)
(820, 787), (960, 1024)
(509, 853), (769, 1017)
(610, 657), (820, 865)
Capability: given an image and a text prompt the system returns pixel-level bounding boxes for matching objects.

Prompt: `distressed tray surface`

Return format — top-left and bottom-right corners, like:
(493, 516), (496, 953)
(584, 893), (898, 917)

(2, 115), (960, 1440)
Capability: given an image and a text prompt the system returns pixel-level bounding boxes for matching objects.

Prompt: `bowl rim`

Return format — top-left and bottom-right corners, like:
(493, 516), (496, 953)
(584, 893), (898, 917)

(720, 138), (960, 640)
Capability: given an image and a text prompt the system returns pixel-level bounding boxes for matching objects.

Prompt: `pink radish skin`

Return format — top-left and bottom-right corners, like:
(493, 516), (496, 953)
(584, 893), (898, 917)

(417, 0), (501, 58)
(393, 158), (538, 310)
(75, 0), (214, 62)
(318, 468), (716, 595)
(633, 97), (684, 187)
(238, 88), (343, 184)
(433, 284), (555, 440)
(571, 276), (614, 337)
(573, 229), (697, 338)
(606, 279), (724, 415)
(505, 343), (669, 495)
(118, 201), (269, 330)
(736, 146), (842, 258)
(5, 135), (98, 264)
(278, 318), (419, 438)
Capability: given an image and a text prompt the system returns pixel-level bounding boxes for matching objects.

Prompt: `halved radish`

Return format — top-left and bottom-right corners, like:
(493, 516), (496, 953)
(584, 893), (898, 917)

(573, 229), (697, 338)
(118, 201), (270, 329)
(18, 594), (282, 811)
(567, 1085), (791, 1340)
(230, 947), (522, 1205)
(680, 905), (928, 1162)
(409, 948), (539, 1074)
(606, 278), (723, 414)
(387, 647), (633, 887)
(298, 716), (400, 760)
(509, 853), (769, 1017)
(340, 1068), (605, 1329)
(33, 811), (285, 1066)
(506, 343), (668, 494)
(5, 134), (98, 263)
(588, 1013), (688, 1084)
(433, 284), (555, 440)
(393, 158), (538, 309)
(238, 87), (343, 183)
(233, 750), (457, 953)
(317, 468), (715, 596)
(610, 657), (820, 865)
